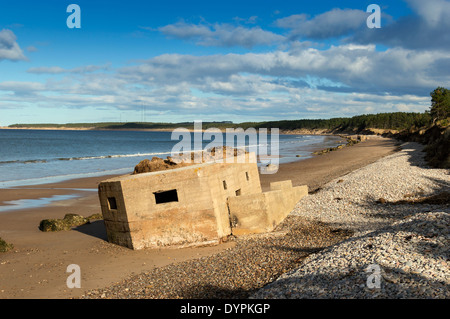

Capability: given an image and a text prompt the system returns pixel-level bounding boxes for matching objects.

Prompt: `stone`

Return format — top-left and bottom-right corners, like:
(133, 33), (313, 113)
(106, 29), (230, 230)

(0, 237), (13, 252)
(38, 213), (101, 232)
(98, 152), (308, 250)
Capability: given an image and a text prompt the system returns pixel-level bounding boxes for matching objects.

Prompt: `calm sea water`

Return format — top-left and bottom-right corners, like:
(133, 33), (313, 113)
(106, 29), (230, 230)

(0, 129), (344, 188)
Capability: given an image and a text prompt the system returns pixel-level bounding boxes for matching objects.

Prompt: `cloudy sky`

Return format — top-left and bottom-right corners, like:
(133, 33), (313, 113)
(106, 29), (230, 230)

(0, 0), (449, 125)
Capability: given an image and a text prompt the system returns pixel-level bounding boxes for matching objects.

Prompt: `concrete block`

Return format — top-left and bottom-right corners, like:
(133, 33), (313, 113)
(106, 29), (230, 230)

(228, 181), (308, 236)
(98, 153), (307, 250)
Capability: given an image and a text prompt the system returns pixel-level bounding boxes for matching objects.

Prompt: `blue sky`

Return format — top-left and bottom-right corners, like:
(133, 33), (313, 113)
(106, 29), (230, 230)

(0, 0), (449, 125)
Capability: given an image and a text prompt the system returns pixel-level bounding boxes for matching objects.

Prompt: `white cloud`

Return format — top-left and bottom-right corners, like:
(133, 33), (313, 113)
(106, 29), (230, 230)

(0, 29), (27, 62)
(350, 0), (450, 50)
(27, 64), (111, 74)
(0, 81), (45, 94)
(5, 3), (450, 125)
(27, 66), (67, 74)
(26, 45), (38, 52)
(406, 0), (450, 27)
(5, 40), (447, 121)
(119, 44), (450, 96)
(276, 9), (367, 39)
(158, 21), (285, 48)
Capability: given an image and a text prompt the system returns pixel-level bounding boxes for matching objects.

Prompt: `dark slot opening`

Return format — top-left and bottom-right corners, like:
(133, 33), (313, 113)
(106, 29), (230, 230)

(154, 189), (179, 204)
(245, 172), (249, 181)
(223, 180), (227, 190)
(235, 189), (241, 196)
(107, 197), (117, 210)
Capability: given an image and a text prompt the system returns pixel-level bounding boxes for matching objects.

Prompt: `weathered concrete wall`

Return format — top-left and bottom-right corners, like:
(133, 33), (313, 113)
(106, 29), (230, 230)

(100, 163), (219, 249)
(98, 153), (266, 249)
(227, 181), (308, 235)
(98, 180), (134, 248)
(204, 152), (262, 241)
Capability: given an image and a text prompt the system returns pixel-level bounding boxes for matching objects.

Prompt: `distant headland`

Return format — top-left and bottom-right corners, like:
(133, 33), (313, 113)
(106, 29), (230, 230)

(1, 111), (434, 135)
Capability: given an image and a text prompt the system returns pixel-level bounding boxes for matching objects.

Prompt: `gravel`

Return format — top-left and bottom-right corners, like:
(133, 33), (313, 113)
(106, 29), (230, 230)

(252, 142), (449, 299)
(80, 217), (351, 299)
(80, 141), (449, 299)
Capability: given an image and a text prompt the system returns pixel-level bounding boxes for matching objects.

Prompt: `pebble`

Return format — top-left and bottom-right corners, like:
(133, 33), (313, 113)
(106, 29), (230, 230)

(80, 142), (449, 299)
(79, 217), (351, 299)
(252, 142), (449, 299)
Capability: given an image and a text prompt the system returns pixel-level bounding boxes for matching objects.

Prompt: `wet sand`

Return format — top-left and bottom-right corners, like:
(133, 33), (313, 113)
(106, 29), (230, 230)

(0, 135), (399, 299)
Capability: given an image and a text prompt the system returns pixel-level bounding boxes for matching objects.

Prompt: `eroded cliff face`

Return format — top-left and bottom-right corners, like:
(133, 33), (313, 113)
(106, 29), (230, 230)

(382, 124), (450, 169)
(423, 126), (450, 169)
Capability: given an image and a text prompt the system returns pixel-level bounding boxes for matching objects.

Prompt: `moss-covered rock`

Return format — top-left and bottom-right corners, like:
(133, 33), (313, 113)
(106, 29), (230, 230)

(39, 213), (103, 232)
(0, 237), (13, 252)
(87, 213), (103, 221)
(312, 136), (360, 156)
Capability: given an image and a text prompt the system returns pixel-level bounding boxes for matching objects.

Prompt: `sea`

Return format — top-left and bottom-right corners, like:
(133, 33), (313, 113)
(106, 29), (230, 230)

(0, 129), (345, 188)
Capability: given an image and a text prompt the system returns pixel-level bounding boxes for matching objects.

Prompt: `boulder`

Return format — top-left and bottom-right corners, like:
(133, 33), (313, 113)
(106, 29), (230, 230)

(39, 213), (102, 232)
(133, 147), (249, 175)
(0, 237), (13, 252)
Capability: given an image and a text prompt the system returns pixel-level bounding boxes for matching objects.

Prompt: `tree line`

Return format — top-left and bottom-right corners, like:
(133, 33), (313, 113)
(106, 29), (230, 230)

(246, 112), (432, 132)
(6, 112), (434, 132)
(9, 87), (448, 132)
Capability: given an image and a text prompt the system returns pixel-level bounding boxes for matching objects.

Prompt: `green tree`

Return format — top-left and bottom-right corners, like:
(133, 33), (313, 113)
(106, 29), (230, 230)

(430, 87), (450, 123)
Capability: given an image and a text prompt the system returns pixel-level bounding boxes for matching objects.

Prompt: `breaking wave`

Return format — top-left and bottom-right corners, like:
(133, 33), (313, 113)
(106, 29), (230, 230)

(0, 151), (173, 165)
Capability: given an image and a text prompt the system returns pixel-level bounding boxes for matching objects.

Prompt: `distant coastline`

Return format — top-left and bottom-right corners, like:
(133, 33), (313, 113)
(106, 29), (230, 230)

(3, 112), (430, 135)
(1, 126), (96, 131)
(0, 126), (175, 132)
(0, 125), (398, 137)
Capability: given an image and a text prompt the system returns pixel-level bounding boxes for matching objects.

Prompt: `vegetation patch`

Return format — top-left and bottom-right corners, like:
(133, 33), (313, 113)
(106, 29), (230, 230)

(0, 237), (13, 252)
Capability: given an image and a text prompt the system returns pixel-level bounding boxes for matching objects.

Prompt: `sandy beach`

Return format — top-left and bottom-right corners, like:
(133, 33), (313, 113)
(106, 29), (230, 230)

(0, 135), (399, 299)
